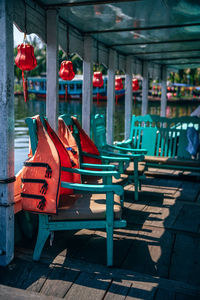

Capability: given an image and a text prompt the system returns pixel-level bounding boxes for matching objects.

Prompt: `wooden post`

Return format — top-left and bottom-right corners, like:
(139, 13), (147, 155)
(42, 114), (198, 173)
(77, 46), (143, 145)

(46, 9), (58, 131)
(160, 66), (167, 117)
(0, 0), (14, 266)
(125, 56), (133, 140)
(82, 35), (93, 136)
(141, 61), (149, 116)
(106, 49), (116, 145)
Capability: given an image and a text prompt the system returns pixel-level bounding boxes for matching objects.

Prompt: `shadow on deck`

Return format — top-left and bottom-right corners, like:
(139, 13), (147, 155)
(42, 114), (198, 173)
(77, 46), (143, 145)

(1, 170), (200, 299)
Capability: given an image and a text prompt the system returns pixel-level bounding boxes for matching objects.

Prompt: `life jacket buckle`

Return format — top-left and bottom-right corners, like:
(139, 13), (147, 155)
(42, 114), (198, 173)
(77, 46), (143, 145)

(37, 196), (46, 210)
(40, 181), (48, 194)
(45, 166), (52, 178)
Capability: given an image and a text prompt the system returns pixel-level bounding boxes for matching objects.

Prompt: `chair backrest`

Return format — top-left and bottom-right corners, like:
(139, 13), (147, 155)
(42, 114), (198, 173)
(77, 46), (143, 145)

(93, 114), (107, 150)
(130, 115), (200, 158)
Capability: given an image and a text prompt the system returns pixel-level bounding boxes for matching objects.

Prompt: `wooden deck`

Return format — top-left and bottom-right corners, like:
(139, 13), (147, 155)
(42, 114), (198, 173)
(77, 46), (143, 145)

(1, 169), (200, 299)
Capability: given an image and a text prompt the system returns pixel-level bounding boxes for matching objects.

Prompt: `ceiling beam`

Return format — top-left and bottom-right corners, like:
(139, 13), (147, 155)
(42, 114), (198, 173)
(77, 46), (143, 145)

(131, 49), (200, 56)
(164, 62), (200, 65)
(46, 0), (141, 8)
(150, 56), (200, 61)
(86, 22), (200, 34)
(112, 38), (200, 47)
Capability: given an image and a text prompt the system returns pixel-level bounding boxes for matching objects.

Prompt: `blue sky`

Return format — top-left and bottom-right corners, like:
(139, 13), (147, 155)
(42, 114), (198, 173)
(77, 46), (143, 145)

(14, 24), (38, 47)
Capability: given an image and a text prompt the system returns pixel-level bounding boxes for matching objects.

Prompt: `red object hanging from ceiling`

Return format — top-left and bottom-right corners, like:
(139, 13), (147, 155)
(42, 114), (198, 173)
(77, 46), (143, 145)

(15, 43), (37, 102)
(115, 77), (123, 91)
(59, 60), (75, 81)
(132, 78), (140, 91)
(93, 72), (104, 88)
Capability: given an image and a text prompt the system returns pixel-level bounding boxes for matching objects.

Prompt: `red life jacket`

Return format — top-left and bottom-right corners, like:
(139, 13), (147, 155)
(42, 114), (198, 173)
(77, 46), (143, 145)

(16, 115), (81, 215)
(58, 117), (101, 166)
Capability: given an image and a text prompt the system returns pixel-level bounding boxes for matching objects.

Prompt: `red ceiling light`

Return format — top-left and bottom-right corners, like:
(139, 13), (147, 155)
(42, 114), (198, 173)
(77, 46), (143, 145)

(93, 71), (104, 88)
(115, 77), (123, 91)
(132, 78), (139, 91)
(59, 61), (75, 81)
(15, 42), (37, 102)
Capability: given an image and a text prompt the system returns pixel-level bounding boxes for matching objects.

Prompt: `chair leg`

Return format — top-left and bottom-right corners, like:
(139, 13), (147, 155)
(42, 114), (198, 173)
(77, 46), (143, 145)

(134, 159), (139, 201)
(33, 221), (50, 261)
(106, 224), (113, 267)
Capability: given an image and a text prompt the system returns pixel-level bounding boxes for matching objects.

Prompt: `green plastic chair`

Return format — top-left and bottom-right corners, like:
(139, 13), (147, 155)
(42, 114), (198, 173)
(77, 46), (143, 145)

(25, 116), (126, 267)
(92, 114), (147, 201)
(60, 114), (145, 201)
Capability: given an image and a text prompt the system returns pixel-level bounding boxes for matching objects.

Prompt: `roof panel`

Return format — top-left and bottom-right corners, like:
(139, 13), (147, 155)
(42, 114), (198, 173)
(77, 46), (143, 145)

(39, 0), (200, 69)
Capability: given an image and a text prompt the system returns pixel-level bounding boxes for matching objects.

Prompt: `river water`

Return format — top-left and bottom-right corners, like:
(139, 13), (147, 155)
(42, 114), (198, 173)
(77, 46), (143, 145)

(15, 95), (199, 174)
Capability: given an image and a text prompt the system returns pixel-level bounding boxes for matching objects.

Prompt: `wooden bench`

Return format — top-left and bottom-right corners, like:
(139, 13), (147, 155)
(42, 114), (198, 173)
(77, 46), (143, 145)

(116, 115), (200, 175)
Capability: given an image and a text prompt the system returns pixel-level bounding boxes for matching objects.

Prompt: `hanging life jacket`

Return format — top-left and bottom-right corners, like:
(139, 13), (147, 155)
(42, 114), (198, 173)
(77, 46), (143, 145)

(16, 115), (81, 215)
(58, 116), (101, 167)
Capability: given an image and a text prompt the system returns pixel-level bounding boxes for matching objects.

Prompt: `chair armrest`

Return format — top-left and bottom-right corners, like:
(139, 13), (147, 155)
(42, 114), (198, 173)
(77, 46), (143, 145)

(82, 151), (130, 162)
(81, 163), (116, 171)
(115, 139), (132, 147)
(106, 144), (147, 154)
(101, 150), (144, 161)
(61, 181), (124, 196)
(62, 166), (120, 179)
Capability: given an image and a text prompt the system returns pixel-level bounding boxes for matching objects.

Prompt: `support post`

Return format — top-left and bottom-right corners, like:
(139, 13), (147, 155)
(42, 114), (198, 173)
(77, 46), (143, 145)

(106, 49), (116, 144)
(160, 66), (167, 117)
(46, 9), (58, 131)
(125, 56), (133, 140)
(141, 61), (149, 116)
(82, 35), (93, 136)
(0, 0), (14, 266)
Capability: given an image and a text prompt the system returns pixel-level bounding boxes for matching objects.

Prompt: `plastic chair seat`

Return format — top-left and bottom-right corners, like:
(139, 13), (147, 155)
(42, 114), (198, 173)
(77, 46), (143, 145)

(50, 193), (122, 221)
(124, 162), (146, 176)
(83, 173), (129, 185)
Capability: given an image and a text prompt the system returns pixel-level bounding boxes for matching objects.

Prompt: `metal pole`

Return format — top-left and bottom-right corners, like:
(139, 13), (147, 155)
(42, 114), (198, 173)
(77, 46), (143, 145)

(106, 49), (116, 145)
(82, 35), (93, 136)
(0, 0), (14, 266)
(160, 66), (167, 117)
(46, 9), (59, 131)
(125, 56), (133, 139)
(141, 61), (149, 116)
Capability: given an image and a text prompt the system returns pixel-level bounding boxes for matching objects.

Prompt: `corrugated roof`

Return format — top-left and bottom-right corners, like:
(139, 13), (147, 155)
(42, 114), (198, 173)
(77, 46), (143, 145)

(38, 0), (200, 69)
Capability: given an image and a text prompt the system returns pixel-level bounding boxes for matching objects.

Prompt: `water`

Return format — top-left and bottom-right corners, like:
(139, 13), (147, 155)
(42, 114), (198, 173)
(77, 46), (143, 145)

(14, 95), (199, 174)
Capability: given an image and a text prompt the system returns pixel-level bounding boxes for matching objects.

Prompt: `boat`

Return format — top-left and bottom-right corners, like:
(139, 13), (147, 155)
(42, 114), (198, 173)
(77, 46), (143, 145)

(27, 75), (125, 101)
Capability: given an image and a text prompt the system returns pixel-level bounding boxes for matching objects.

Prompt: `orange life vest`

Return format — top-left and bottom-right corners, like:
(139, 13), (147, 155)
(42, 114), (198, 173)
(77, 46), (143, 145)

(15, 115), (81, 215)
(58, 117), (101, 166)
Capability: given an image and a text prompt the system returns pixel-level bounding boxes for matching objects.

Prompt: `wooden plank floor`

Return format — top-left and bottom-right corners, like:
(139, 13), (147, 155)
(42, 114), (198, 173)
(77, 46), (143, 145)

(1, 170), (200, 299)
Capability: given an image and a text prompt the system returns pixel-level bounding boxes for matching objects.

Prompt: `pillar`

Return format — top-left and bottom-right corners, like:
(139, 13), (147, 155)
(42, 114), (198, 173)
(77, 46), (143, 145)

(82, 35), (93, 135)
(141, 61), (149, 116)
(0, 0), (14, 266)
(160, 66), (167, 117)
(46, 9), (58, 131)
(125, 56), (133, 139)
(106, 49), (116, 144)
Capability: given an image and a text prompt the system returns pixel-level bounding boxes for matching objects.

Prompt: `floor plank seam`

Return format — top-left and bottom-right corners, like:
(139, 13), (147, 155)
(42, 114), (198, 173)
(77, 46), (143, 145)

(101, 278), (113, 300)
(62, 270), (81, 298)
(167, 232), (176, 280)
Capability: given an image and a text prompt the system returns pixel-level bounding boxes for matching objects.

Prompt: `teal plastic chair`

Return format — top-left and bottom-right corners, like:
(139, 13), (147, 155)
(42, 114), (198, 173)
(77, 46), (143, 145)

(59, 114), (131, 175)
(25, 116), (126, 267)
(92, 114), (147, 201)
(60, 114), (145, 201)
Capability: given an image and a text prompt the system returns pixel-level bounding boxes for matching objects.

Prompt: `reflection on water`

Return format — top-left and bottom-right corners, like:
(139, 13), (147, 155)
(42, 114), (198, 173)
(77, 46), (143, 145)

(14, 95), (199, 174)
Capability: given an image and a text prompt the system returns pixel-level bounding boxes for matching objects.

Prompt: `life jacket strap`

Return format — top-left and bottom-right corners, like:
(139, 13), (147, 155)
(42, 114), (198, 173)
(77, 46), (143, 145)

(66, 147), (77, 155)
(21, 178), (48, 194)
(21, 193), (46, 210)
(24, 162), (52, 178)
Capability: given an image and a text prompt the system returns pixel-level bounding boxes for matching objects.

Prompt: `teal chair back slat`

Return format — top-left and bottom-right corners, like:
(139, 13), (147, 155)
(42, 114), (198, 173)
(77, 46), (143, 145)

(130, 115), (200, 159)
(93, 114), (107, 149)
(25, 118), (38, 155)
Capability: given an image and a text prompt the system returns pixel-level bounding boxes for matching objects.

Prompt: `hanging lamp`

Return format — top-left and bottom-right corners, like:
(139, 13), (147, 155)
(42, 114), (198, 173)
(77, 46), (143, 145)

(93, 41), (104, 104)
(132, 78), (139, 104)
(59, 25), (75, 101)
(115, 77), (123, 104)
(15, 2), (37, 103)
